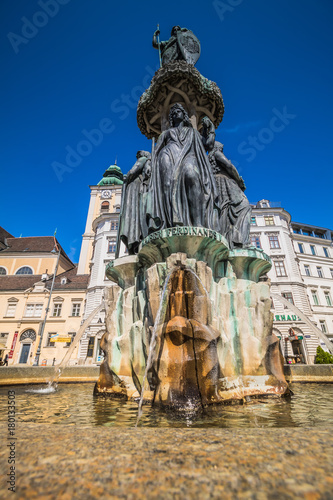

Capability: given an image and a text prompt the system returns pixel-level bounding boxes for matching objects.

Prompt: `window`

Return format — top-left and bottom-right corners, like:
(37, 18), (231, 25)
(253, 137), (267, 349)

(108, 240), (117, 253)
(323, 247), (329, 258)
(0, 332), (9, 342)
(311, 290), (319, 306)
(304, 265), (311, 276)
(250, 216), (256, 225)
(298, 243), (304, 254)
(15, 266), (33, 275)
(52, 303), (62, 317)
(264, 216), (274, 226)
(111, 222), (119, 231)
(46, 333), (56, 347)
(5, 302), (17, 317)
(101, 201), (109, 211)
(274, 261), (287, 277)
(282, 292), (294, 305)
(25, 303), (43, 317)
(115, 206), (121, 213)
(261, 203), (268, 208)
(330, 269), (333, 279)
(324, 292), (332, 307)
(71, 303), (81, 316)
(269, 235), (280, 249)
(317, 267), (323, 278)
(0, 267), (7, 275)
(250, 236), (261, 249)
(310, 245), (316, 255)
(66, 332), (76, 348)
(87, 337), (95, 357)
(319, 320), (327, 333)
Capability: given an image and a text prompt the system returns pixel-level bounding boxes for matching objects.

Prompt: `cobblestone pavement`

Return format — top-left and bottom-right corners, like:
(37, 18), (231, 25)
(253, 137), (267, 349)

(1, 424), (332, 499)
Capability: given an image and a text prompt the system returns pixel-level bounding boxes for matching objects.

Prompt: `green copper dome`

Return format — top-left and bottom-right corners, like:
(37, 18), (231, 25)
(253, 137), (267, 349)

(98, 163), (124, 186)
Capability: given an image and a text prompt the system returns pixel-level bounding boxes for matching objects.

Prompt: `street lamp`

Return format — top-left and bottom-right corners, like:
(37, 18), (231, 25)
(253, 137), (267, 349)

(34, 240), (61, 366)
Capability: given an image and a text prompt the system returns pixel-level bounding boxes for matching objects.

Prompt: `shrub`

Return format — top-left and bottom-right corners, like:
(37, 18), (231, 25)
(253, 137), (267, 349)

(314, 345), (333, 364)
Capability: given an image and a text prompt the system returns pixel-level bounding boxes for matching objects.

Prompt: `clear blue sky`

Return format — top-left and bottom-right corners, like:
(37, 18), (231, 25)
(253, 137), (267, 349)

(1, 0), (333, 262)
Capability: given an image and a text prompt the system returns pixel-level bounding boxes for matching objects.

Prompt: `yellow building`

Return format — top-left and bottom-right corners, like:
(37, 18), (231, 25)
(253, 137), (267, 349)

(0, 228), (89, 365)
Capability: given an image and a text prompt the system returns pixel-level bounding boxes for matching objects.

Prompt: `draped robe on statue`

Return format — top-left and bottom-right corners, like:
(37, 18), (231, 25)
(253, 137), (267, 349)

(147, 124), (220, 233)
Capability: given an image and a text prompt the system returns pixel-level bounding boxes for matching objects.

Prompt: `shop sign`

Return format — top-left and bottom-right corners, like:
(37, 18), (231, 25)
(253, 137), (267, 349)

(52, 337), (71, 343)
(8, 331), (18, 359)
(289, 335), (303, 341)
(288, 328), (303, 341)
(275, 314), (301, 322)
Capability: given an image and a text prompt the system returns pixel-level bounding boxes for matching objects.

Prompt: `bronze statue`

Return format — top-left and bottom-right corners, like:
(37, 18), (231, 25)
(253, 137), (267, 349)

(153, 26), (200, 66)
(147, 103), (219, 233)
(119, 151), (151, 254)
(202, 117), (251, 248)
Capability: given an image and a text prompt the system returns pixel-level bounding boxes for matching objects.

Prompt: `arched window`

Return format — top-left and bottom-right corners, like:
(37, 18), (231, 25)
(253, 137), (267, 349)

(101, 201), (109, 211)
(19, 329), (37, 342)
(15, 266), (33, 275)
(0, 267), (7, 275)
(115, 206), (121, 213)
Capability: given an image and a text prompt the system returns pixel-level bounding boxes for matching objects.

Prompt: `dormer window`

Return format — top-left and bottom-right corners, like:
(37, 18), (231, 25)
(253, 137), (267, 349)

(257, 200), (271, 209)
(61, 278), (67, 285)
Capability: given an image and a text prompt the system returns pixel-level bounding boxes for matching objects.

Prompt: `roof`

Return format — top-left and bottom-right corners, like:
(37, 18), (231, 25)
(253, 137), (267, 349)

(0, 268), (89, 292)
(47, 268), (89, 291)
(98, 163), (124, 186)
(0, 236), (73, 264)
(0, 275), (43, 291)
(0, 227), (14, 247)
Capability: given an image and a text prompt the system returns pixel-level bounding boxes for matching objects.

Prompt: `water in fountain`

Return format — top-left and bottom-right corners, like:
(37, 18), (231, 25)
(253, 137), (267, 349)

(26, 301), (106, 393)
(135, 268), (175, 427)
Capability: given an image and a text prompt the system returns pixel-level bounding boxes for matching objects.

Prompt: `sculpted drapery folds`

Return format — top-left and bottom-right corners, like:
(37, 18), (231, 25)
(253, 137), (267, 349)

(119, 150), (151, 255)
(202, 117), (251, 248)
(147, 103), (220, 234)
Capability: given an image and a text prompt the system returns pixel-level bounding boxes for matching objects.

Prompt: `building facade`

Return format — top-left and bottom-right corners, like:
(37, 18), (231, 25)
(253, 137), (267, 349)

(76, 163), (125, 364)
(0, 230), (89, 365)
(250, 200), (333, 363)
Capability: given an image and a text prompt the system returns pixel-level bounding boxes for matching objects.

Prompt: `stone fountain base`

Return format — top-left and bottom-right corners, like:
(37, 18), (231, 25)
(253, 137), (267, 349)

(95, 228), (288, 405)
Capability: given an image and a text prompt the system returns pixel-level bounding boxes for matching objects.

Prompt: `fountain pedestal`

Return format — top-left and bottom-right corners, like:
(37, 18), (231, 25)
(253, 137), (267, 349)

(94, 229), (288, 405)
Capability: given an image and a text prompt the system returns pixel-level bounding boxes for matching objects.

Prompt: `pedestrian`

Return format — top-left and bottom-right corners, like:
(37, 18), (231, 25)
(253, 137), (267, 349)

(4, 354), (8, 366)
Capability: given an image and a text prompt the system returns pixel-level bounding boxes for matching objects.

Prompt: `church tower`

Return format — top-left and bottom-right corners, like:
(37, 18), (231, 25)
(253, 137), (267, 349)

(77, 162), (124, 363)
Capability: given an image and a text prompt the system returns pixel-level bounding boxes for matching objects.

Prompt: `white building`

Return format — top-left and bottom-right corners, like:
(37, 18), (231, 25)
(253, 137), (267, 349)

(251, 200), (333, 363)
(77, 177), (333, 365)
(77, 163), (124, 363)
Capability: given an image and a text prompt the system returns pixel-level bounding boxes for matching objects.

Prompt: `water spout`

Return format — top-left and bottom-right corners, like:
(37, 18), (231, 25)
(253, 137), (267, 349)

(135, 268), (176, 427)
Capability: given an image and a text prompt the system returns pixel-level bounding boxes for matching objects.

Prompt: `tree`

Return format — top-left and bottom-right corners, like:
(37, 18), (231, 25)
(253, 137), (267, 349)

(314, 345), (333, 364)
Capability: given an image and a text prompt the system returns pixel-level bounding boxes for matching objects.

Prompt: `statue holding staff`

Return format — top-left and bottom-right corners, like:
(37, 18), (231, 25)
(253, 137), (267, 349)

(152, 25), (201, 66)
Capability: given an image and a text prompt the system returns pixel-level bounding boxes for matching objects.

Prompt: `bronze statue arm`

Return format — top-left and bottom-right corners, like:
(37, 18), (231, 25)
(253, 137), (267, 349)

(126, 157), (147, 184)
(201, 117), (216, 152)
(152, 29), (166, 50)
(215, 150), (245, 189)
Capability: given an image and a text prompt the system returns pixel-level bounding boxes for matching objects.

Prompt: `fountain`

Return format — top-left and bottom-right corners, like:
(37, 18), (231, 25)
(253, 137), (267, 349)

(94, 25), (289, 408)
